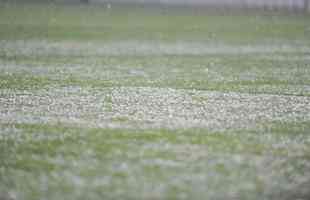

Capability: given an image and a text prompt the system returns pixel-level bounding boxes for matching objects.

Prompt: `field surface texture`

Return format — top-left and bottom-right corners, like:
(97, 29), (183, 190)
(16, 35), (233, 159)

(0, 3), (310, 200)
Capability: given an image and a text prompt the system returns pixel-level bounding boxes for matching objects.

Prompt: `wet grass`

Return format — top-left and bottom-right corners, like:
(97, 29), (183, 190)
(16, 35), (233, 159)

(1, 4), (310, 95)
(1, 122), (310, 199)
(1, 3), (310, 200)
(0, 3), (309, 43)
(1, 54), (310, 95)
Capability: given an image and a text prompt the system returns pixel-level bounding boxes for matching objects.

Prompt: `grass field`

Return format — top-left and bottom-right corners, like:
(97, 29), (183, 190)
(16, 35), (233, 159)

(1, 3), (310, 200)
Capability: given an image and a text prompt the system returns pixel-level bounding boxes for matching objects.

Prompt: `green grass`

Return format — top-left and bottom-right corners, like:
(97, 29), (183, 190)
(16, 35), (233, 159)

(0, 4), (309, 95)
(1, 122), (310, 199)
(0, 4), (309, 43)
(1, 3), (310, 200)
(0, 73), (114, 90)
(1, 54), (310, 95)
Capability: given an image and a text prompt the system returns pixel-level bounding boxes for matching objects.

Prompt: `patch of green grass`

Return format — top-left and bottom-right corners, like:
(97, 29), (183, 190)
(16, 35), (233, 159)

(0, 4), (309, 43)
(0, 73), (113, 90)
(0, 74), (53, 90)
(110, 116), (131, 123)
(1, 53), (310, 95)
(1, 121), (310, 199)
(259, 121), (310, 137)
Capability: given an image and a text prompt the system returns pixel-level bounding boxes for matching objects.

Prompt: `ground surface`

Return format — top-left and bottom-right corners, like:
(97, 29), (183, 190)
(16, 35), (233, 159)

(0, 3), (310, 200)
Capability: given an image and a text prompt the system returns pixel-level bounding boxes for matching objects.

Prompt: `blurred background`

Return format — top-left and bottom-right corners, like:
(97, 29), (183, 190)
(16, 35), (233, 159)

(1, 0), (309, 13)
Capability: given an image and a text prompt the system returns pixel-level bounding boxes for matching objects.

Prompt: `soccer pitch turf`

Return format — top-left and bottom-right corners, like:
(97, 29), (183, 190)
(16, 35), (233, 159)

(0, 3), (310, 200)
